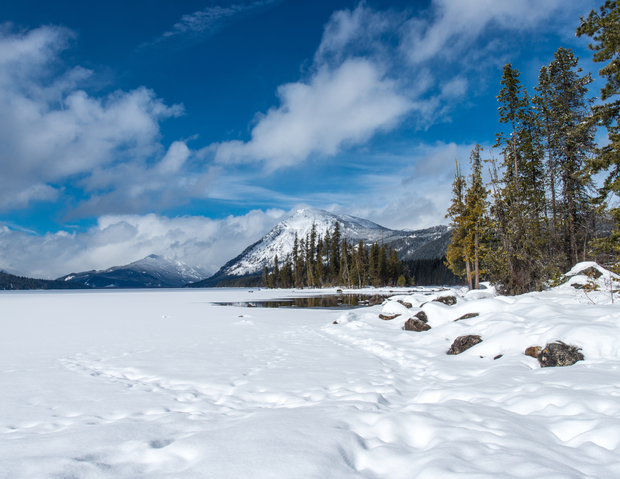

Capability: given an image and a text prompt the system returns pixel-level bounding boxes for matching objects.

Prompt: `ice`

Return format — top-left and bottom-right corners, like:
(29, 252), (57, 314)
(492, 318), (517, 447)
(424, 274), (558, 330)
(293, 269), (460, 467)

(1, 282), (620, 477)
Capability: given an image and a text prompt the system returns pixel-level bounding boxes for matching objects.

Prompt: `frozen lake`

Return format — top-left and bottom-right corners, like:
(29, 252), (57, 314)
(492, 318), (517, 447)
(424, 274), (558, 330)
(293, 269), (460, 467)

(1, 284), (620, 478)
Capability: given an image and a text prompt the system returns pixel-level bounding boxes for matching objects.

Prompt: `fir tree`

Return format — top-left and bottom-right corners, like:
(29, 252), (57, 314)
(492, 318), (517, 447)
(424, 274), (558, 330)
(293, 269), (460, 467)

(577, 2), (620, 269)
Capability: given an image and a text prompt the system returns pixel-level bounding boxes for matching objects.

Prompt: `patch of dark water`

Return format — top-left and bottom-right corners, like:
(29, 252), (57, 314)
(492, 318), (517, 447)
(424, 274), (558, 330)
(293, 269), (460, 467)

(213, 294), (375, 309)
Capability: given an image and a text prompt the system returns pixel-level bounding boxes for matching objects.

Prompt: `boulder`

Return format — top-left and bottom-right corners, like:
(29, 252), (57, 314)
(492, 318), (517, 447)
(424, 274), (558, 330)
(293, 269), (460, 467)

(368, 294), (386, 306)
(397, 300), (413, 308)
(537, 341), (584, 368)
(413, 311), (428, 323)
(379, 313), (401, 321)
(454, 312), (479, 321)
(433, 295), (457, 306)
(404, 318), (431, 332)
(447, 335), (482, 355)
(524, 346), (541, 358)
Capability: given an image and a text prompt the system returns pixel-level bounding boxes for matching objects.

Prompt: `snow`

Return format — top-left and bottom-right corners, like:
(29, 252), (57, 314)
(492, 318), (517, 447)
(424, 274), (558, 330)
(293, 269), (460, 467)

(221, 208), (413, 277)
(1, 279), (620, 477)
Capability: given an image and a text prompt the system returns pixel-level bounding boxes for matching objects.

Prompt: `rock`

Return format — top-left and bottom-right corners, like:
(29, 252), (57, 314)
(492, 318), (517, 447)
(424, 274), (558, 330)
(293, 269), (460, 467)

(368, 294), (386, 306)
(579, 266), (603, 279)
(413, 311), (428, 323)
(332, 321), (338, 324)
(336, 289), (343, 293)
(404, 318), (431, 331)
(537, 341), (584, 368)
(397, 300), (412, 308)
(379, 313), (401, 320)
(494, 354), (503, 360)
(447, 335), (482, 355)
(524, 346), (541, 358)
(433, 295), (457, 306)
(247, 303), (257, 308)
(454, 312), (479, 321)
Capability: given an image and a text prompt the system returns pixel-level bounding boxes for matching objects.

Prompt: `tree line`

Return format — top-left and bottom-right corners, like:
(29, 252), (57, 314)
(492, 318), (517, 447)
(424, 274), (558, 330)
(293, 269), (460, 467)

(263, 222), (409, 288)
(446, 1), (620, 294)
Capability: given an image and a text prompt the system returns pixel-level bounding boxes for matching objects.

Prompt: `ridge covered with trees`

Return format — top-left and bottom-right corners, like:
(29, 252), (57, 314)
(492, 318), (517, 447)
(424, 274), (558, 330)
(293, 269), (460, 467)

(446, 1), (620, 294)
(263, 222), (409, 288)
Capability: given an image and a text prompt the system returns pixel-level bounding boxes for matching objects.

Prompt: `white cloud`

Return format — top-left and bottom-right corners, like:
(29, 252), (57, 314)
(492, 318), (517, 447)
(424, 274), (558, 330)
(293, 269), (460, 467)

(213, 58), (412, 169)
(400, 0), (587, 65)
(210, 0), (589, 171)
(0, 209), (288, 279)
(144, 0), (283, 49)
(0, 25), (184, 211)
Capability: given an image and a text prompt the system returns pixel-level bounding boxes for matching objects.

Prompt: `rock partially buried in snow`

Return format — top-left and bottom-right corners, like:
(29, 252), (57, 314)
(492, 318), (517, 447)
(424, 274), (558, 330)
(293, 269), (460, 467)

(379, 313), (401, 321)
(455, 312), (479, 321)
(404, 318), (431, 332)
(413, 311), (428, 323)
(448, 335), (482, 355)
(368, 294), (387, 306)
(397, 300), (412, 308)
(525, 346), (541, 358)
(537, 341), (584, 368)
(433, 295), (457, 306)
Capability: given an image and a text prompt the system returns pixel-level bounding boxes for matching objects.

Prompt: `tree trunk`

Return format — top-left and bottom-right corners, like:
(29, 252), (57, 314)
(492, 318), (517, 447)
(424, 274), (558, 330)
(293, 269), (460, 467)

(474, 232), (480, 289)
(465, 252), (473, 291)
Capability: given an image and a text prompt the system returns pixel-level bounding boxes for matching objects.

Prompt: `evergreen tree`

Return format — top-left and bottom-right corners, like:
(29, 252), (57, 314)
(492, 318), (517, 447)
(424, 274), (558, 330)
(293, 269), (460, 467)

(445, 160), (472, 288)
(577, 2), (620, 269)
(330, 223), (341, 283)
(547, 47), (596, 265)
(262, 265), (269, 288)
(463, 144), (489, 289)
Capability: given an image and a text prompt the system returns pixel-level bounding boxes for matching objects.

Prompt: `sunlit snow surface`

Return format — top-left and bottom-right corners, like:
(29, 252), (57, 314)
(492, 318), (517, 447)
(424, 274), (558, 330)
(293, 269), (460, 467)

(2, 279), (620, 477)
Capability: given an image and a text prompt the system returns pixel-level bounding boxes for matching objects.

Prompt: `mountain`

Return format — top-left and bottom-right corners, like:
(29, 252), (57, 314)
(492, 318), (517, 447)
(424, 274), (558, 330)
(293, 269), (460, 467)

(188, 208), (449, 287)
(57, 254), (210, 288)
(1, 271), (90, 290)
(389, 225), (452, 261)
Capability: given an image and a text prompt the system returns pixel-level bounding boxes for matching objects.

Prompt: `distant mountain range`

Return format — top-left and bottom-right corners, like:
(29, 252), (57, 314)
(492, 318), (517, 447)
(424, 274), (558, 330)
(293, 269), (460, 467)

(5, 209), (450, 289)
(188, 208), (450, 287)
(57, 254), (210, 288)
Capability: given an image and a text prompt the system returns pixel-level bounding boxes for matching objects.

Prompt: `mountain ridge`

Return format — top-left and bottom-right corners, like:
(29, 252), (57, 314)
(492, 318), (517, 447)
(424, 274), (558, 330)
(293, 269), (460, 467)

(58, 254), (210, 288)
(188, 208), (449, 287)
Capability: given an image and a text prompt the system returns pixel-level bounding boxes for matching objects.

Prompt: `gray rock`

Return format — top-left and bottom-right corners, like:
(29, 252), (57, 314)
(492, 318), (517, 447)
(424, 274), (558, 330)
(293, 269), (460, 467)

(404, 318), (431, 332)
(368, 294), (387, 306)
(454, 312), (479, 321)
(433, 295), (457, 306)
(537, 341), (584, 368)
(413, 311), (428, 323)
(447, 335), (482, 355)
(379, 313), (401, 321)
(397, 300), (413, 308)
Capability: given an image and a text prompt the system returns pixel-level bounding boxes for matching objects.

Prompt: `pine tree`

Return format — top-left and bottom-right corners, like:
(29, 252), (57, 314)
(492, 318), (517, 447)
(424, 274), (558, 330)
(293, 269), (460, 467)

(330, 223), (341, 283)
(445, 160), (472, 288)
(577, 2), (620, 268)
(547, 47), (596, 265)
(463, 144), (489, 289)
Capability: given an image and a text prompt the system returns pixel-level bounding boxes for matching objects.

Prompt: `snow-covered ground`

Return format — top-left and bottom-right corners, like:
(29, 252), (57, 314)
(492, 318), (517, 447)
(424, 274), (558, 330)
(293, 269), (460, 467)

(2, 270), (620, 478)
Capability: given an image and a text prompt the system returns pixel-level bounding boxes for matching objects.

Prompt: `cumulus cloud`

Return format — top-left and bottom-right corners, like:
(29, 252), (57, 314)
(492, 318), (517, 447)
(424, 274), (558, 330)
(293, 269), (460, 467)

(143, 0), (284, 49)
(0, 25), (184, 211)
(211, 0), (587, 171)
(0, 209), (288, 279)
(213, 58), (412, 169)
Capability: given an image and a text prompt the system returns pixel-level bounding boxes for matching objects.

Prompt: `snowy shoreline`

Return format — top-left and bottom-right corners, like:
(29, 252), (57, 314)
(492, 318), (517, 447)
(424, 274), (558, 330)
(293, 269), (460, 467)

(1, 270), (620, 478)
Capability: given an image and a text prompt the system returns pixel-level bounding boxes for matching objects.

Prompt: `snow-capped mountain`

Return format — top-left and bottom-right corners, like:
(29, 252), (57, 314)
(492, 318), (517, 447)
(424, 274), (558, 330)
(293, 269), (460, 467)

(57, 254), (210, 288)
(190, 208), (449, 286)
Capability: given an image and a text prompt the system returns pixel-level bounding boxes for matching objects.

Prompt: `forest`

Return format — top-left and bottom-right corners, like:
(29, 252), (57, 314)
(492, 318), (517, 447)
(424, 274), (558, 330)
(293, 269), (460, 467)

(446, 2), (620, 295)
(262, 222), (410, 289)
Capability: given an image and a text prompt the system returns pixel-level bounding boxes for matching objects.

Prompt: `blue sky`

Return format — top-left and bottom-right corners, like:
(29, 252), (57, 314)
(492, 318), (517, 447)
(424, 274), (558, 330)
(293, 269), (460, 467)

(0, 0), (602, 278)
